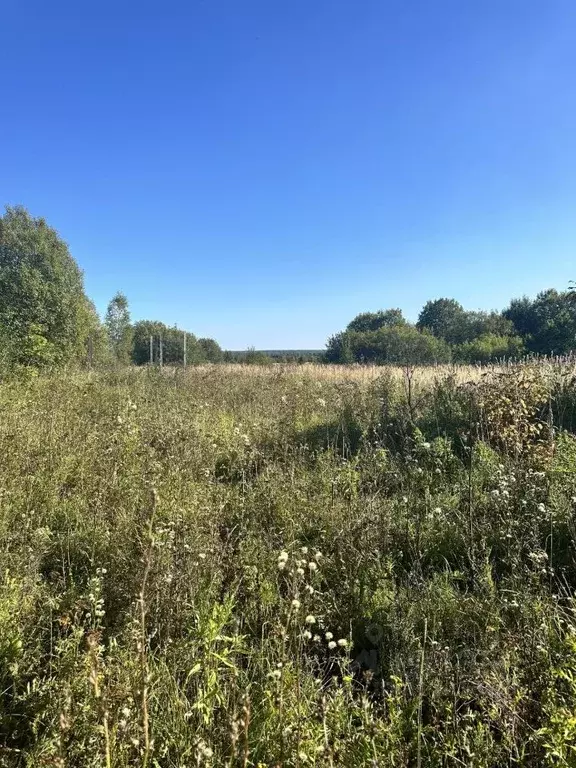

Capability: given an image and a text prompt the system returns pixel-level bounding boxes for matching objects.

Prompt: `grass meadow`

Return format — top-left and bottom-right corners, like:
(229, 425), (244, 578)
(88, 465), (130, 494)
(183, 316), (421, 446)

(2, 362), (576, 766)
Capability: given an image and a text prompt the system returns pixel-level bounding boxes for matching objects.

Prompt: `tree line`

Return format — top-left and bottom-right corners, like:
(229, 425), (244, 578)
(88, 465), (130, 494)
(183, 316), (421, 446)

(326, 291), (576, 364)
(104, 292), (223, 366)
(2, 205), (575, 372)
(0, 206), (222, 373)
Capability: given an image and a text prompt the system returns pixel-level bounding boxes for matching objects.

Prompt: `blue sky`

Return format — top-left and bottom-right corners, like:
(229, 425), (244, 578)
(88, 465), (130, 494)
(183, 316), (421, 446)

(2, 1), (576, 349)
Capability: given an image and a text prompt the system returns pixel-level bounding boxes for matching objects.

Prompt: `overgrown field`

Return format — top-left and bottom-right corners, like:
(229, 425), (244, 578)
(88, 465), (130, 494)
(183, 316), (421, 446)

(3, 363), (576, 767)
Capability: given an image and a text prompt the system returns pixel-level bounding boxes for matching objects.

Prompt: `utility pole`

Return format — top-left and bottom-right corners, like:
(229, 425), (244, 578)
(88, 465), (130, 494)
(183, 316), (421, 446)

(149, 335), (153, 365)
(159, 333), (163, 368)
(183, 331), (187, 367)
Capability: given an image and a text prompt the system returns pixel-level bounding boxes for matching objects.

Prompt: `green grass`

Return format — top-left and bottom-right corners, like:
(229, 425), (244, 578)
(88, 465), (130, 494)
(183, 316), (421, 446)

(2, 363), (576, 766)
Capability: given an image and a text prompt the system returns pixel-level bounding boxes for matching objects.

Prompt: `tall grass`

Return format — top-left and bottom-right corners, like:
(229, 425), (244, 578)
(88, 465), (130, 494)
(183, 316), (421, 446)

(2, 363), (576, 766)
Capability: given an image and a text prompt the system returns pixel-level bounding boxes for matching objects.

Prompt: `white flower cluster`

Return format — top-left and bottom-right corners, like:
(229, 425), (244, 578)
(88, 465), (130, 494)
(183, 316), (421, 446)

(277, 547), (322, 573)
(195, 740), (213, 760)
(325, 631), (348, 650)
(88, 572), (106, 620)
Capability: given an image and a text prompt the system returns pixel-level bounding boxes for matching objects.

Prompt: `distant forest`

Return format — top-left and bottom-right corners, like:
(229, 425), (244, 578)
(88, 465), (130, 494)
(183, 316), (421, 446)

(1, 205), (574, 373)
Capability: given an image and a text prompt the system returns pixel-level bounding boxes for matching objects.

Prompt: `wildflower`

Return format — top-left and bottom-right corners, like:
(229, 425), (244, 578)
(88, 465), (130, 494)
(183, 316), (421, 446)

(314, 550), (322, 561)
(313, 634), (321, 642)
(270, 669), (281, 680)
(308, 561), (317, 572)
(328, 641), (337, 650)
(337, 638), (348, 648)
(296, 567), (305, 576)
(301, 546), (308, 555)
(305, 614), (316, 625)
(292, 599), (301, 610)
(433, 507), (442, 515)
(402, 496), (408, 504)
(537, 503), (546, 513)
(278, 550), (288, 563)
(303, 630), (312, 640)
(305, 585), (314, 594)
(325, 631), (333, 640)
(422, 442), (431, 449)
(278, 561), (286, 570)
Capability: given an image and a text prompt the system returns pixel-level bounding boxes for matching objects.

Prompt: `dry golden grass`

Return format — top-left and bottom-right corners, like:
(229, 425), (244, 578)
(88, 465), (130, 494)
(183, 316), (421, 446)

(191, 362), (489, 385)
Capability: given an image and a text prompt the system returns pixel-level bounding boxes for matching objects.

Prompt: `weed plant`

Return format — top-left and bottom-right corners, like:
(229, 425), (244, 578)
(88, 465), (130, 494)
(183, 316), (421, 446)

(2, 363), (576, 766)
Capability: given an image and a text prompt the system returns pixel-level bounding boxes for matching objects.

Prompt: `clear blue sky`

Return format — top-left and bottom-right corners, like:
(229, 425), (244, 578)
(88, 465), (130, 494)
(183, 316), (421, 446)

(2, 1), (576, 349)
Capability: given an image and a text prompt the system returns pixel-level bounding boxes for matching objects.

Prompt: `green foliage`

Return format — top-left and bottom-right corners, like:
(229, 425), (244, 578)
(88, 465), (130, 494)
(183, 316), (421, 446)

(418, 300), (516, 347)
(417, 297), (467, 343)
(105, 292), (133, 364)
(466, 309), (516, 338)
(504, 289), (576, 355)
(0, 205), (99, 371)
(243, 346), (274, 365)
(131, 320), (206, 365)
(455, 332), (525, 363)
(327, 325), (451, 364)
(332, 288), (575, 365)
(325, 331), (355, 363)
(198, 337), (223, 362)
(347, 308), (407, 332)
